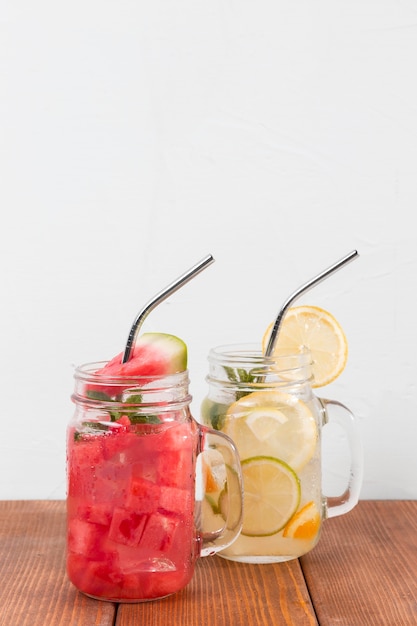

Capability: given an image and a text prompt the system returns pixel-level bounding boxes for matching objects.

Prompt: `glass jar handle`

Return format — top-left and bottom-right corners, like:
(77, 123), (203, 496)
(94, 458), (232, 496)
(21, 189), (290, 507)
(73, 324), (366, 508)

(196, 426), (243, 556)
(320, 398), (363, 518)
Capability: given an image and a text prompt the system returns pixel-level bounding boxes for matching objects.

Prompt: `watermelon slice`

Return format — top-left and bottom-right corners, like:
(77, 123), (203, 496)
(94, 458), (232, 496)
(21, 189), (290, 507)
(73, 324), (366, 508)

(83, 333), (188, 401)
(98, 333), (187, 378)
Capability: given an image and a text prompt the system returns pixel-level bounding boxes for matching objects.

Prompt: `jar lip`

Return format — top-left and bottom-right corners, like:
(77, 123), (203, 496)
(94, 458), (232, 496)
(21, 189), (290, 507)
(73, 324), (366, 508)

(207, 343), (313, 385)
(208, 343), (312, 365)
(74, 362), (190, 385)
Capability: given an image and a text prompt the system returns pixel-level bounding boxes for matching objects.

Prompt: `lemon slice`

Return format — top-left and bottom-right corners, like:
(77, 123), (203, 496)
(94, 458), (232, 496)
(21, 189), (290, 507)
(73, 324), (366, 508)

(223, 391), (317, 471)
(262, 305), (348, 387)
(237, 456), (301, 536)
(283, 501), (321, 541)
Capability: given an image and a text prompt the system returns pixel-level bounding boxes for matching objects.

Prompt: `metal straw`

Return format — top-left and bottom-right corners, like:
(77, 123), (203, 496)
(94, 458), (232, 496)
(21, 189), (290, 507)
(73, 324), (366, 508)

(264, 250), (359, 357)
(122, 254), (215, 363)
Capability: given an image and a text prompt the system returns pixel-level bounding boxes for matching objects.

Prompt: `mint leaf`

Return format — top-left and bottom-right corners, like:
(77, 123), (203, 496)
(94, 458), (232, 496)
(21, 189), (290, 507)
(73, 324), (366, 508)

(223, 366), (256, 385)
(74, 421), (109, 441)
(129, 413), (161, 424)
(223, 366), (256, 401)
(86, 389), (113, 402)
(223, 366), (239, 383)
(83, 390), (161, 426)
(124, 394), (143, 404)
(237, 368), (256, 383)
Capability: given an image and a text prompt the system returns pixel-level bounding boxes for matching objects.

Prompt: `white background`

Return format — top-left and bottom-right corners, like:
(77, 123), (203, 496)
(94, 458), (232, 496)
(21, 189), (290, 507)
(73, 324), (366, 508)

(1, 1), (416, 500)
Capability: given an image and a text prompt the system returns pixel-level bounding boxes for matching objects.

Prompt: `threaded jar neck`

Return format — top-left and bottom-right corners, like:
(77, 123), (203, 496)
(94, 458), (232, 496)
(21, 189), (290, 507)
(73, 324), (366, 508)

(206, 344), (314, 392)
(72, 363), (192, 412)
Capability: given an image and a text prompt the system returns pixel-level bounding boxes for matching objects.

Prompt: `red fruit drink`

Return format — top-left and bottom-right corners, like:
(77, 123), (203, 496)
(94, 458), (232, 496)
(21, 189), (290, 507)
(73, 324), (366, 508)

(67, 415), (199, 601)
(67, 334), (199, 601)
(67, 334), (243, 602)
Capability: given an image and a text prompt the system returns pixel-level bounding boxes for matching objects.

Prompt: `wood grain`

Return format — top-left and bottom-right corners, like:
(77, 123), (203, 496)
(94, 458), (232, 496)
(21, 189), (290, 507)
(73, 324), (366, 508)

(117, 556), (317, 626)
(300, 500), (417, 626)
(2, 500), (416, 625)
(0, 500), (115, 626)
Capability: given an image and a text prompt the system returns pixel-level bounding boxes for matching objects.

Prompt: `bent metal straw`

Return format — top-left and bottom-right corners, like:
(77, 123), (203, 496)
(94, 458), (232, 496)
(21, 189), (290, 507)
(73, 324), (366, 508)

(122, 254), (215, 363)
(264, 250), (359, 357)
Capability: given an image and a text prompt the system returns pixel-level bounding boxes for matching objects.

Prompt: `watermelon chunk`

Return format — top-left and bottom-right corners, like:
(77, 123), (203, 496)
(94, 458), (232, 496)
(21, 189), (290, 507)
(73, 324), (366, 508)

(68, 517), (105, 556)
(140, 512), (181, 552)
(108, 507), (148, 547)
(159, 486), (193, 516)
(126, 476), (161, 513)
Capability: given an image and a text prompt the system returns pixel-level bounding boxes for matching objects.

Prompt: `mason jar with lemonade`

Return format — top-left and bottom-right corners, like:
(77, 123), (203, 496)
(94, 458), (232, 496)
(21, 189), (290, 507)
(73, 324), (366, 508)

(200, 306), (363, 563)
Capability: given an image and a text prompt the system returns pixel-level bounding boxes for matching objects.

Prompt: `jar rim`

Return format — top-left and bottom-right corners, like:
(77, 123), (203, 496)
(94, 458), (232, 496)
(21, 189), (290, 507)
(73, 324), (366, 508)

(208, 343), (312, 365)
(74, 361), (190, 385)
(72, 362), (192, 409)
(206, 344), (314, 386)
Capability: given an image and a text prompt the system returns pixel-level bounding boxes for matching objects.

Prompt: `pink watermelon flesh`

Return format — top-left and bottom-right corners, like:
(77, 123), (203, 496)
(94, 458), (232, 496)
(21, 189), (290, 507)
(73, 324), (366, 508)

(85, 333), (187, 399)
(99, 333), (187, 378)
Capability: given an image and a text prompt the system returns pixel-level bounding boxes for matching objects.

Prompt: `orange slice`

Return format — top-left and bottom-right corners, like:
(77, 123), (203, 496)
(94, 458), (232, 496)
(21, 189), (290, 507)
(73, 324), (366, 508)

(283, 501), (321, 541)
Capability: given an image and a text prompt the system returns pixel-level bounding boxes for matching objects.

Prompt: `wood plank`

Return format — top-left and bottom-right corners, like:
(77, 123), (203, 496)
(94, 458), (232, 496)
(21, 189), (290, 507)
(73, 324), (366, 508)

(300, 500), (417, 626)
(4, 499), (415, 625)
(117, 555), (318, 626)
(0, 500), (116, 626)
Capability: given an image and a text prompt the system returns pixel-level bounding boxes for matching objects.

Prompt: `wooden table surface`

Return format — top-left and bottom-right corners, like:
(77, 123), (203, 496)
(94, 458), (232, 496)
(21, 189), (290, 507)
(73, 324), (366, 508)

(0, 500), (416, 625)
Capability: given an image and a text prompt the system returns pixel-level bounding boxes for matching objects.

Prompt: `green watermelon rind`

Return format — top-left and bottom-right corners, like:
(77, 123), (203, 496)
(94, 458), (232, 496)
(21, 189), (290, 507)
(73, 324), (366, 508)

(98, 332), (188, 378)
(137, 333), (188, 373)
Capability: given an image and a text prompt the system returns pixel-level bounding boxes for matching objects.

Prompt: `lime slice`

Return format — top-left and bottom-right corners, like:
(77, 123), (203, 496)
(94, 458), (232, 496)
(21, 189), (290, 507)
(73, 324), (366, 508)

(223, 391), (317, 471)
(236, 456), (301, 537)
(217, 463), (244, 532)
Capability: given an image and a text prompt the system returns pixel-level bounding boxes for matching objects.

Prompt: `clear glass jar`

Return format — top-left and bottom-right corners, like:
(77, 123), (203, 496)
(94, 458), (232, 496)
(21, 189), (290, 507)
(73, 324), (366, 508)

(201, 344), (363, 563)
(67, 364), (243, 601)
